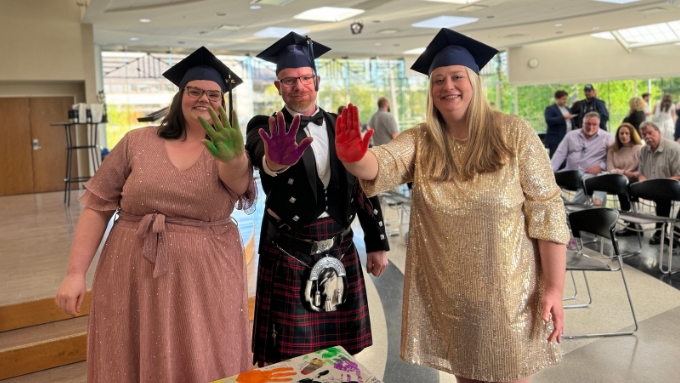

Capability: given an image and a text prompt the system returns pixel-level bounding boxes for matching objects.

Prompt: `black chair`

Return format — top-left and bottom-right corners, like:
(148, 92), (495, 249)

(378, 190), (411, 239)
(583, 174), (643, 256)
(629, 179), (680, 274)
(564, 208), (638, 339)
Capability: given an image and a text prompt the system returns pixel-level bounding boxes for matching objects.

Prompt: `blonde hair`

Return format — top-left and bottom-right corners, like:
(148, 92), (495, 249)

(609, 123), (642, 152)
(421, 67), (513, 181)
(629, 97), (645, 112)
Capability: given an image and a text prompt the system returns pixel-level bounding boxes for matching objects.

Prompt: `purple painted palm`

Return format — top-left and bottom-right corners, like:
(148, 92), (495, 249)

(259, 112), (313, 167)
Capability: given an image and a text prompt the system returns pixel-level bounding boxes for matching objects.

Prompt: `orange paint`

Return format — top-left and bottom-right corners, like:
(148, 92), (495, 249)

(235, 366), (296, 383)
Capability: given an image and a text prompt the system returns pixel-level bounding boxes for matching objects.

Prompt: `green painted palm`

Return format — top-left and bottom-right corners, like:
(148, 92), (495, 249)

(198, 106), (244, 163)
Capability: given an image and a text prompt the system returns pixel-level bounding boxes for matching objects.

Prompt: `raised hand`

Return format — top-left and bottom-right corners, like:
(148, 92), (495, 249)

(198, 106), (244, 163)
(336, 103), (373, 163)
(259, 112), (313, 168)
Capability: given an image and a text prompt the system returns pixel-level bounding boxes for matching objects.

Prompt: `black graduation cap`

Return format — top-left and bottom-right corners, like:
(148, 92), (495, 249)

(163, 46), (243, 123)
(256, 32), (331, 90)
(410, 28), (498, 76)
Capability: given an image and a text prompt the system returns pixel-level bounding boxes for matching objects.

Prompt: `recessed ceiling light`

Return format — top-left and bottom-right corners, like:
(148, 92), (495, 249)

(294, 7), (364, 22)
(375, 42), (381, 46)
(403, 47), (426, 55)
(425, 0), (481, 3)
(139, 18), (150, 23)
(250, 5), (261, 10)
(377, 29), (399, 34)
(412, 15), (478, 29)
(178, 41), (185, 44)
(486, 15), (495, 19)
(555, 23), (562, 27)
(591, 32), (615, 40)
(592, 0), (640, 3)
(207, 43), (214, 46)
(216, 12), (227, 16)
(373, 20), (381, 23)
(556, 31), (563, 34)
(592, 26), (600, 30)
(254, 27), (310, 38)
(218, 24), (244, 31)
(394, 43), (400, 46)
(130, 37), (139, 41)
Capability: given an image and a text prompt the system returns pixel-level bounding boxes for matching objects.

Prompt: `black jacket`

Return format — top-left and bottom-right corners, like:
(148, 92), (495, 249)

(245, 107), (390, 253)
(578, 97), (609, 131)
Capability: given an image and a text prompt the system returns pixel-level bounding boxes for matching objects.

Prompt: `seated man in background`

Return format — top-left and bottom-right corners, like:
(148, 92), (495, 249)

(551, 111), (614, 205)
(638, 121), (680, 245)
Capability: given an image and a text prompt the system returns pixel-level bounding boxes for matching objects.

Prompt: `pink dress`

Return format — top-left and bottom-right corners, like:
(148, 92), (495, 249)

(80, 127), (255, 382)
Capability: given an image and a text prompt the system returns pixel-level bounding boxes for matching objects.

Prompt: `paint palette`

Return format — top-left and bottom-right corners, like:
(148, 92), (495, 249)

(212, 346), (382, 383)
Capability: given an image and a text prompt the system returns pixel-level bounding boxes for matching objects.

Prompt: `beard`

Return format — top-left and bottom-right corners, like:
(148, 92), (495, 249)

(285, 93), (316, 114)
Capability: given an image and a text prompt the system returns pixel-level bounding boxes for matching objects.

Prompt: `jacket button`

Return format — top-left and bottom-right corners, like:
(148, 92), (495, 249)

(289, 197), (296, 203)
(288, 178), (294, 185)
(292, 215), (299, 221)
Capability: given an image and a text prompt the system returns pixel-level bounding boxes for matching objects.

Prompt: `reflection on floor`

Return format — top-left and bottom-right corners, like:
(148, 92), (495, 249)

(2, 185), (680, 382)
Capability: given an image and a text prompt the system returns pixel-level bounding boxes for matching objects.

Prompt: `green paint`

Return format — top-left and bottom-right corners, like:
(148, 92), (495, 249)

(317, 346), (349, 360)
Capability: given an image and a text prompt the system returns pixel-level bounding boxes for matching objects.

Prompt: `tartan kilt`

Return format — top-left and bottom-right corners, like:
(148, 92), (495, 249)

(252, 216), (372, 366)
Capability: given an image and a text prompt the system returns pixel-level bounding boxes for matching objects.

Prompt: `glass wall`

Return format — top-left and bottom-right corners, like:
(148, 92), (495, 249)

(102, 51), (680, 149)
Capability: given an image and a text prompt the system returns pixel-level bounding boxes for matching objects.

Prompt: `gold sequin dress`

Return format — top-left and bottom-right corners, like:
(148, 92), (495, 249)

(79, 127), (255, 382)
(360, 114), (570, 381)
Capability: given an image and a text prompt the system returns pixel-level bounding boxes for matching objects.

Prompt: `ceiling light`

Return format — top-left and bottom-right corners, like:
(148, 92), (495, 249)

(377, 29), (399, 34)
(139, 18), (150, 23)
(591, 32), (615, 40)
(555, 23), (562, 27)
(294, 7), (364, 22)
(412, 15), (478, 29)
(373, 20), (381, 23)
(403, 47), (426, 55)
(254, 27), (310, 38)
(130, 37), (139, 41)
(375, 42), (381, 46)
(218, 24), (244, 30)
(425, 0), (481, 3)
(216, 12), (227, 16)
(457, 5), (487, 11)
(556, 31), (563, 34)
(177, 41), (185, 44)
(251, 0), (292, 5)
(592, 26), (600, 30)
(592, 0), (640, 3)
(250, 5), (261, 10)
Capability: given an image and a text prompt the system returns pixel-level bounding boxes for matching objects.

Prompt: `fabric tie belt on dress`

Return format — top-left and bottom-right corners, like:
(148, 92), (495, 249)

(117, 211), (236, 278)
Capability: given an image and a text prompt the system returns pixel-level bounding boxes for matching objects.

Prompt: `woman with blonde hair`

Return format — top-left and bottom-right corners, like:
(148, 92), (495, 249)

(335, 29), (569, 383)
(607, 123), (642, 235)
(623, 97), (646, 134)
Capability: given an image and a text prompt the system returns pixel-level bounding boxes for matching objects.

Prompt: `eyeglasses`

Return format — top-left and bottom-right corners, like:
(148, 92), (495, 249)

(276, 75), (315, 86)
(184, 86), (223, 102)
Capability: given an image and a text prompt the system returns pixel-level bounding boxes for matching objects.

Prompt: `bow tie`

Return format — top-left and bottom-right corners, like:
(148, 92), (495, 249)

(298, 113), (324, 128)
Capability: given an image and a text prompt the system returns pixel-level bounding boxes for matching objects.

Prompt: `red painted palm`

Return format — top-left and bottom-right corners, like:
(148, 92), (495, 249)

(335, 103), (373, 163)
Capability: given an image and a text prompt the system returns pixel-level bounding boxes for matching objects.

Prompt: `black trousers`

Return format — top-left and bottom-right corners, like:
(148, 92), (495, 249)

(654, 200), (680, 234)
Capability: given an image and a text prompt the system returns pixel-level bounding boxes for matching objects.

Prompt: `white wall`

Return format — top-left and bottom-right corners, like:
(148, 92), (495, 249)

(508, 34), (680, 85)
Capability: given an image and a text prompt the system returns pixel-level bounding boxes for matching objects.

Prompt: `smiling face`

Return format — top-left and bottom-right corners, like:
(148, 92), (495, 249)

(275, 67), (319, 115)
(430, 65), (473, 123)
(181, 80), (223, 125)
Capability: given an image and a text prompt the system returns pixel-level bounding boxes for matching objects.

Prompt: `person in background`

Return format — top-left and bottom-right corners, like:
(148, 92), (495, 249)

(623, 97), (646, 135)
(606, 123), (642, 236)
(551, 112), (614, 206)
(367, 96), (399, 146)
(652, 93), (676, 141)
(544, 90), (573, 157)
(578, 84), (609, 131)
(638, 121), (680, 246)
(55, 47), (255, 382)
(336, 28), (568, 383)
(642, 93), (651, 119)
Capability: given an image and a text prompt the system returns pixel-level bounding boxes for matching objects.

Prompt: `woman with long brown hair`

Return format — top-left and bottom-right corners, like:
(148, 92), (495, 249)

(335, 29), (569, 383)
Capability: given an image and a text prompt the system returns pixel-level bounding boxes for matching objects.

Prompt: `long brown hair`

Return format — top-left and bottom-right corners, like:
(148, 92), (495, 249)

(421, 67), (512, 181)
(157, 87), (226, 141)
(661, 93), (673, 113)
(609, 123), (642, 152)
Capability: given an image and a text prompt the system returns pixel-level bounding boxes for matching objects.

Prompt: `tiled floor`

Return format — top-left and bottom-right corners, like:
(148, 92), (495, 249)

(3, 185), (680, 382)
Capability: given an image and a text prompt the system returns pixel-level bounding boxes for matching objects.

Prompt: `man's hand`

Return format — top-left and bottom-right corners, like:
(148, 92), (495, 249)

(585, 165), (602, 174)
(336, 103), (373, 163)
(366, 250), (388, 277)
(198, 106), (244, 163)
(563, 114), (573, 120)
(259, 112), (313, 170)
